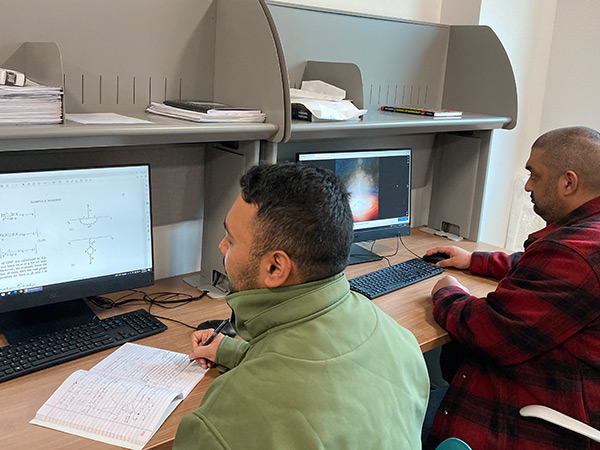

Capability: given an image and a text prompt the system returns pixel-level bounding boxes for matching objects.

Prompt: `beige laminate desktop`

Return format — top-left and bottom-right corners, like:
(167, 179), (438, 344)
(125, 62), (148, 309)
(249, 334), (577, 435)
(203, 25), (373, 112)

(0, 229), (503, 450)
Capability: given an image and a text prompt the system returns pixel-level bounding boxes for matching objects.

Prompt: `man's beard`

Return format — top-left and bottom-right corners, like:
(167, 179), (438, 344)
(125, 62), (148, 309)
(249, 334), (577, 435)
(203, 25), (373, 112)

(223, 255), (261, 293)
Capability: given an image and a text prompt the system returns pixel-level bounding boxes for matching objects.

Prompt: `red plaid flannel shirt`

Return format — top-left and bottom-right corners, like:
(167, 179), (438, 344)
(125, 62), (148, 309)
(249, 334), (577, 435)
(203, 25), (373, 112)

(427, 196), (600, 450)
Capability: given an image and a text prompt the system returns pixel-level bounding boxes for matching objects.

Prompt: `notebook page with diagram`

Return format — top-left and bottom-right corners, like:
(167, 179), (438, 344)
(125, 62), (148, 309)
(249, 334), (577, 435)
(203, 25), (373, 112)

(30, 343), (207, 450)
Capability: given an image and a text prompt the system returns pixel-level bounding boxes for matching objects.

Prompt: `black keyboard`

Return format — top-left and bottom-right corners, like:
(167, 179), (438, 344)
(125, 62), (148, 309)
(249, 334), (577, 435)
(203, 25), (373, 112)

(0, 309), (167, 383)
(349, 258), (444, 300)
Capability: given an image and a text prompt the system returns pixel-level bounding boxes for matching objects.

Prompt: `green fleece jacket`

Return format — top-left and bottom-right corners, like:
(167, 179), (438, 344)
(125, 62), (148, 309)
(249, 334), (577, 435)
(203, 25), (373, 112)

(173, 273), (429, 450)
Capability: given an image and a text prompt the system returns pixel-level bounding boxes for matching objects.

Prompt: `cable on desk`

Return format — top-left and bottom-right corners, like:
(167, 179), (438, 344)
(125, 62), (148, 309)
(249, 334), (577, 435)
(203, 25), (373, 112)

(87, 288), (209, 330)
(399, 235), (422, 260)
(366, 236), (423, 266)
(366, 237), (401, 266)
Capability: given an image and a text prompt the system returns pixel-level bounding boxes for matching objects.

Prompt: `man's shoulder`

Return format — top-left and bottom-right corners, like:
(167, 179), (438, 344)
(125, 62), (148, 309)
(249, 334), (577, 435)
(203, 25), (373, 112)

(540, 217), (600, 252)
(520, 218), (600, 279)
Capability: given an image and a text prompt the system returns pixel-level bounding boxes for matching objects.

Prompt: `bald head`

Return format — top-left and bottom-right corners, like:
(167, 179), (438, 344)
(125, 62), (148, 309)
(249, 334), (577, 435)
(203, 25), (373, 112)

(533, 126), (600, 194)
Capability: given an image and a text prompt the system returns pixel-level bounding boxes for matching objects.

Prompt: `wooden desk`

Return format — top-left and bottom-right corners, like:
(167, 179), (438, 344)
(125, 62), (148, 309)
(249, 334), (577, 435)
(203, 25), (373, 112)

(346, 228), (501, 353)
(0, 228), (502, 450)
(0, 278), (231, 450)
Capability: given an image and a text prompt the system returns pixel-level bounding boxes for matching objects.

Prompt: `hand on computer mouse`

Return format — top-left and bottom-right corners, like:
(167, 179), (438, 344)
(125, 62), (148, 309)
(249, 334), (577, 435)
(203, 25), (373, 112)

(424, 246), (472, 269)
(422, 252), (451, 264)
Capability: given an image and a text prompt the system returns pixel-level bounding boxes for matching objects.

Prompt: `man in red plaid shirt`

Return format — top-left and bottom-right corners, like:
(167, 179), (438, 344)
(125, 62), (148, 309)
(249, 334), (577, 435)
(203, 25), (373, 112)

(424, 126), (600, 449)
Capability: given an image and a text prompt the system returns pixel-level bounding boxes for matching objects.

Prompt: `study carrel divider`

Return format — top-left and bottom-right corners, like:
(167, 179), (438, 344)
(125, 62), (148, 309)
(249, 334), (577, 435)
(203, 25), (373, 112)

(0, 0), (518, 291)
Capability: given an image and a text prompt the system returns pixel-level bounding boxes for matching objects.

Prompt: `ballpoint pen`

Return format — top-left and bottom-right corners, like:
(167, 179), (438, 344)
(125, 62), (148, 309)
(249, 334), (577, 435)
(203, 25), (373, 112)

(203, 319), (230, 346)
(189, 318), (230, 364)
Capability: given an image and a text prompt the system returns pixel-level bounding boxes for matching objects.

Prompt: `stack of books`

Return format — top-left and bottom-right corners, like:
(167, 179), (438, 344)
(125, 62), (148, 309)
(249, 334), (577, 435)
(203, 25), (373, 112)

(0, 80), (63, 125)
(146, 100), (266, 123)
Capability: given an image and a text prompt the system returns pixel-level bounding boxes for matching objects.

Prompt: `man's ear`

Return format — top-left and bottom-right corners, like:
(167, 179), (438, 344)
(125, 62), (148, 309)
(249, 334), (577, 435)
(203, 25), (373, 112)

(260, 250), (297, 288)
(562, 170), (579, 196)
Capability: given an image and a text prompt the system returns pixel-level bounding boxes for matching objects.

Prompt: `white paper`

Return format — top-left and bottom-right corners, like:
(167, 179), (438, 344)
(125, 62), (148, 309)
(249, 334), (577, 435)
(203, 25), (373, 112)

(91, 343), (206, 398)
(298, 80), (346, 101)
(0, 80), (63, 124)
(31, 370), (182, 450)
(66, 113), (153, 125)
(31, 343), (207, 449)
(293, 99), (367, 121)
(290, 88), (342, 102)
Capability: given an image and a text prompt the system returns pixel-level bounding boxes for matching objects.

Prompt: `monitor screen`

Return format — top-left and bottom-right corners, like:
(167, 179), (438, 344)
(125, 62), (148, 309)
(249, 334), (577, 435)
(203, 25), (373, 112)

(297, 148), (411, 264)
(0, 165), (154, 320)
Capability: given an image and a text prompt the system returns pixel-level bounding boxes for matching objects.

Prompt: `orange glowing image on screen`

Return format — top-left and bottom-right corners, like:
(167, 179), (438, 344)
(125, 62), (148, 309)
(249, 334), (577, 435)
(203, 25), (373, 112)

(347, 170), (379, 222)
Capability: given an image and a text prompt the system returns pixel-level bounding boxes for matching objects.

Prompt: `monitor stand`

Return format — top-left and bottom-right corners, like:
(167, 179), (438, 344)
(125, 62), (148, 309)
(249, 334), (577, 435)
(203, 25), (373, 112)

(347, 243), (383, 266)
(0, 299), (96, 344)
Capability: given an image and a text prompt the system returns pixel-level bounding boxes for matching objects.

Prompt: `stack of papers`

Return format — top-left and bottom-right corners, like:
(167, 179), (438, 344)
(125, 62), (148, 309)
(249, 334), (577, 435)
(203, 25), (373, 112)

(290, 80), (367, 122)
(0, 80), (63, 125)
(146, 102), (266, 123)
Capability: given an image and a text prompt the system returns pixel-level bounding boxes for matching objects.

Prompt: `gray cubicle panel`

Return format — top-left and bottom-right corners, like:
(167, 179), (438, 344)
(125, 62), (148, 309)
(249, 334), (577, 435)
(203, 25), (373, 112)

(213, 0), (290, 143)
(266, 2), (516, 125)
(263, 3), (517, 242)
(3, 43), (64, 97)
(0, 0), (215, 113)
(266, 2), (449, 112)
(443, 26), (518, 129)
(0, 0), (287, 140)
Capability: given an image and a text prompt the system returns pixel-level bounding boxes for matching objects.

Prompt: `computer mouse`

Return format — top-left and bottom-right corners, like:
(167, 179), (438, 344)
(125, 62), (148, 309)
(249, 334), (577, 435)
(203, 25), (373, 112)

(422, 252), (450, 264)
(196, 319), (237, 338)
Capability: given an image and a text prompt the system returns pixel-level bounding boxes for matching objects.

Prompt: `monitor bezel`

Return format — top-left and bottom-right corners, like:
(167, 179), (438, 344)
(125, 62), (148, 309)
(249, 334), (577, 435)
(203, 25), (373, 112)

(296, 148), (412, 244)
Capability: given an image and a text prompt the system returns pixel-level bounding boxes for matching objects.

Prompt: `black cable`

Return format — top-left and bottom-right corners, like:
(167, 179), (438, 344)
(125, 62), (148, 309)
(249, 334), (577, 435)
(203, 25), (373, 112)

(365, 237), (400, 266)
(399, 235), (422, 259)
(366, 235), (422, 266)
(87, 288), (208, 330)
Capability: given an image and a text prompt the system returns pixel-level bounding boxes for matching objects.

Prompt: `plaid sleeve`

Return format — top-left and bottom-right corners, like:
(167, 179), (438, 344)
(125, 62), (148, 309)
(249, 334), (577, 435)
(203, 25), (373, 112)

(433, 240), (600, 365)
(470, 251), (522, 280)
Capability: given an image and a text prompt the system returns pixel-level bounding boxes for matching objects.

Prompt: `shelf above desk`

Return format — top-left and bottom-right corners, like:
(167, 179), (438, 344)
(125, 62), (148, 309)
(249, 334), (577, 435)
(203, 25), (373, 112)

(288, 110), (510, 141)
(0, 113), (279, 152)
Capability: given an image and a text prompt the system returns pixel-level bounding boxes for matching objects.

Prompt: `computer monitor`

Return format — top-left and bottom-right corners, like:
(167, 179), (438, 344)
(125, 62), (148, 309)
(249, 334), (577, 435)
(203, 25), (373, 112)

(0, 165), (154, 343)
(297, 148), (411, 264)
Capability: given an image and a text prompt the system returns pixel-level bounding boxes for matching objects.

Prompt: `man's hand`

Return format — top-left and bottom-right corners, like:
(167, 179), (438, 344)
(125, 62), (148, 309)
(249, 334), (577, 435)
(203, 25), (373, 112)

(189, 329), (225, 370)
(431, 275), (470, 296)
(425, 246), (473, 269)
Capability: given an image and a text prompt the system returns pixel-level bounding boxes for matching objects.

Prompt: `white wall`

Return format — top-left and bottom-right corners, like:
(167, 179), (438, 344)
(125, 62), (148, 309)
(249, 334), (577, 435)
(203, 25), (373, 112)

(476, 0), (558, 248)
(440, 0), (481, 25)
(540, 0), (600, 133)
(479, 0), (600, 249)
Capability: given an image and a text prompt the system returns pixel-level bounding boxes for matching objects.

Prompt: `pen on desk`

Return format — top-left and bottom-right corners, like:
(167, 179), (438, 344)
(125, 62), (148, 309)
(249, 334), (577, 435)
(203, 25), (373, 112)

(189, 319), (230, 364)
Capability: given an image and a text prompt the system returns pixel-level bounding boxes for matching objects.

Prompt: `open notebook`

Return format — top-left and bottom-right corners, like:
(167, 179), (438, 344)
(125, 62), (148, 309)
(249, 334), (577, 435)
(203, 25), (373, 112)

(31, 342), (208, 450)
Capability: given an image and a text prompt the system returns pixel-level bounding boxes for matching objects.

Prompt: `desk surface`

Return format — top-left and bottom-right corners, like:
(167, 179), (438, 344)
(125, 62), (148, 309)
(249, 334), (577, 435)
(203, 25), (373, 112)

(0, 228), (502, 450)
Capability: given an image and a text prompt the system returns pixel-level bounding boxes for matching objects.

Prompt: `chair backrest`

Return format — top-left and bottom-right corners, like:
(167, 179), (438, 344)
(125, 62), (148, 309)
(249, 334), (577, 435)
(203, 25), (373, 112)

(520, 405), (600, 444)
(435, 437), (473, 450)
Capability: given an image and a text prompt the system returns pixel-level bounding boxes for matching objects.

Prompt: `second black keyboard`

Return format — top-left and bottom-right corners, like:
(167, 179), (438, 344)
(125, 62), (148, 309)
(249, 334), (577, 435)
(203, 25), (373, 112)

(0, 309), (167, 383)
(349, 258), (444, 300)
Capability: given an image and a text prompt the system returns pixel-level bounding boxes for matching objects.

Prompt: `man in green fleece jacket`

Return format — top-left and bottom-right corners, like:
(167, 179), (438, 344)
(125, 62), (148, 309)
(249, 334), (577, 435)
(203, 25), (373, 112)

(173, 162), (429, 450)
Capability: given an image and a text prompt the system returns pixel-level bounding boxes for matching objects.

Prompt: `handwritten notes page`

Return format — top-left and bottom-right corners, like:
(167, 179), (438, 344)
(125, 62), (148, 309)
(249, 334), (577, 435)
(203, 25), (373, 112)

(30, 343), (207, 450)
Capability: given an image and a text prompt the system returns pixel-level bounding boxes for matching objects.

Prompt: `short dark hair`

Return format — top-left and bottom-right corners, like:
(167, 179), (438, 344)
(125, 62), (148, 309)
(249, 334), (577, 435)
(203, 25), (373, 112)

(533, 126), (600, 192)
(240, 162), (353, 282)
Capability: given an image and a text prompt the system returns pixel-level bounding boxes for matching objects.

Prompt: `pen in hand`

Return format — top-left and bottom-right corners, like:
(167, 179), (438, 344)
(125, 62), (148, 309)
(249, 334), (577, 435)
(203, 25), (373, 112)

(189, 318), (230, 364)
(203, 319), (230, 346)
